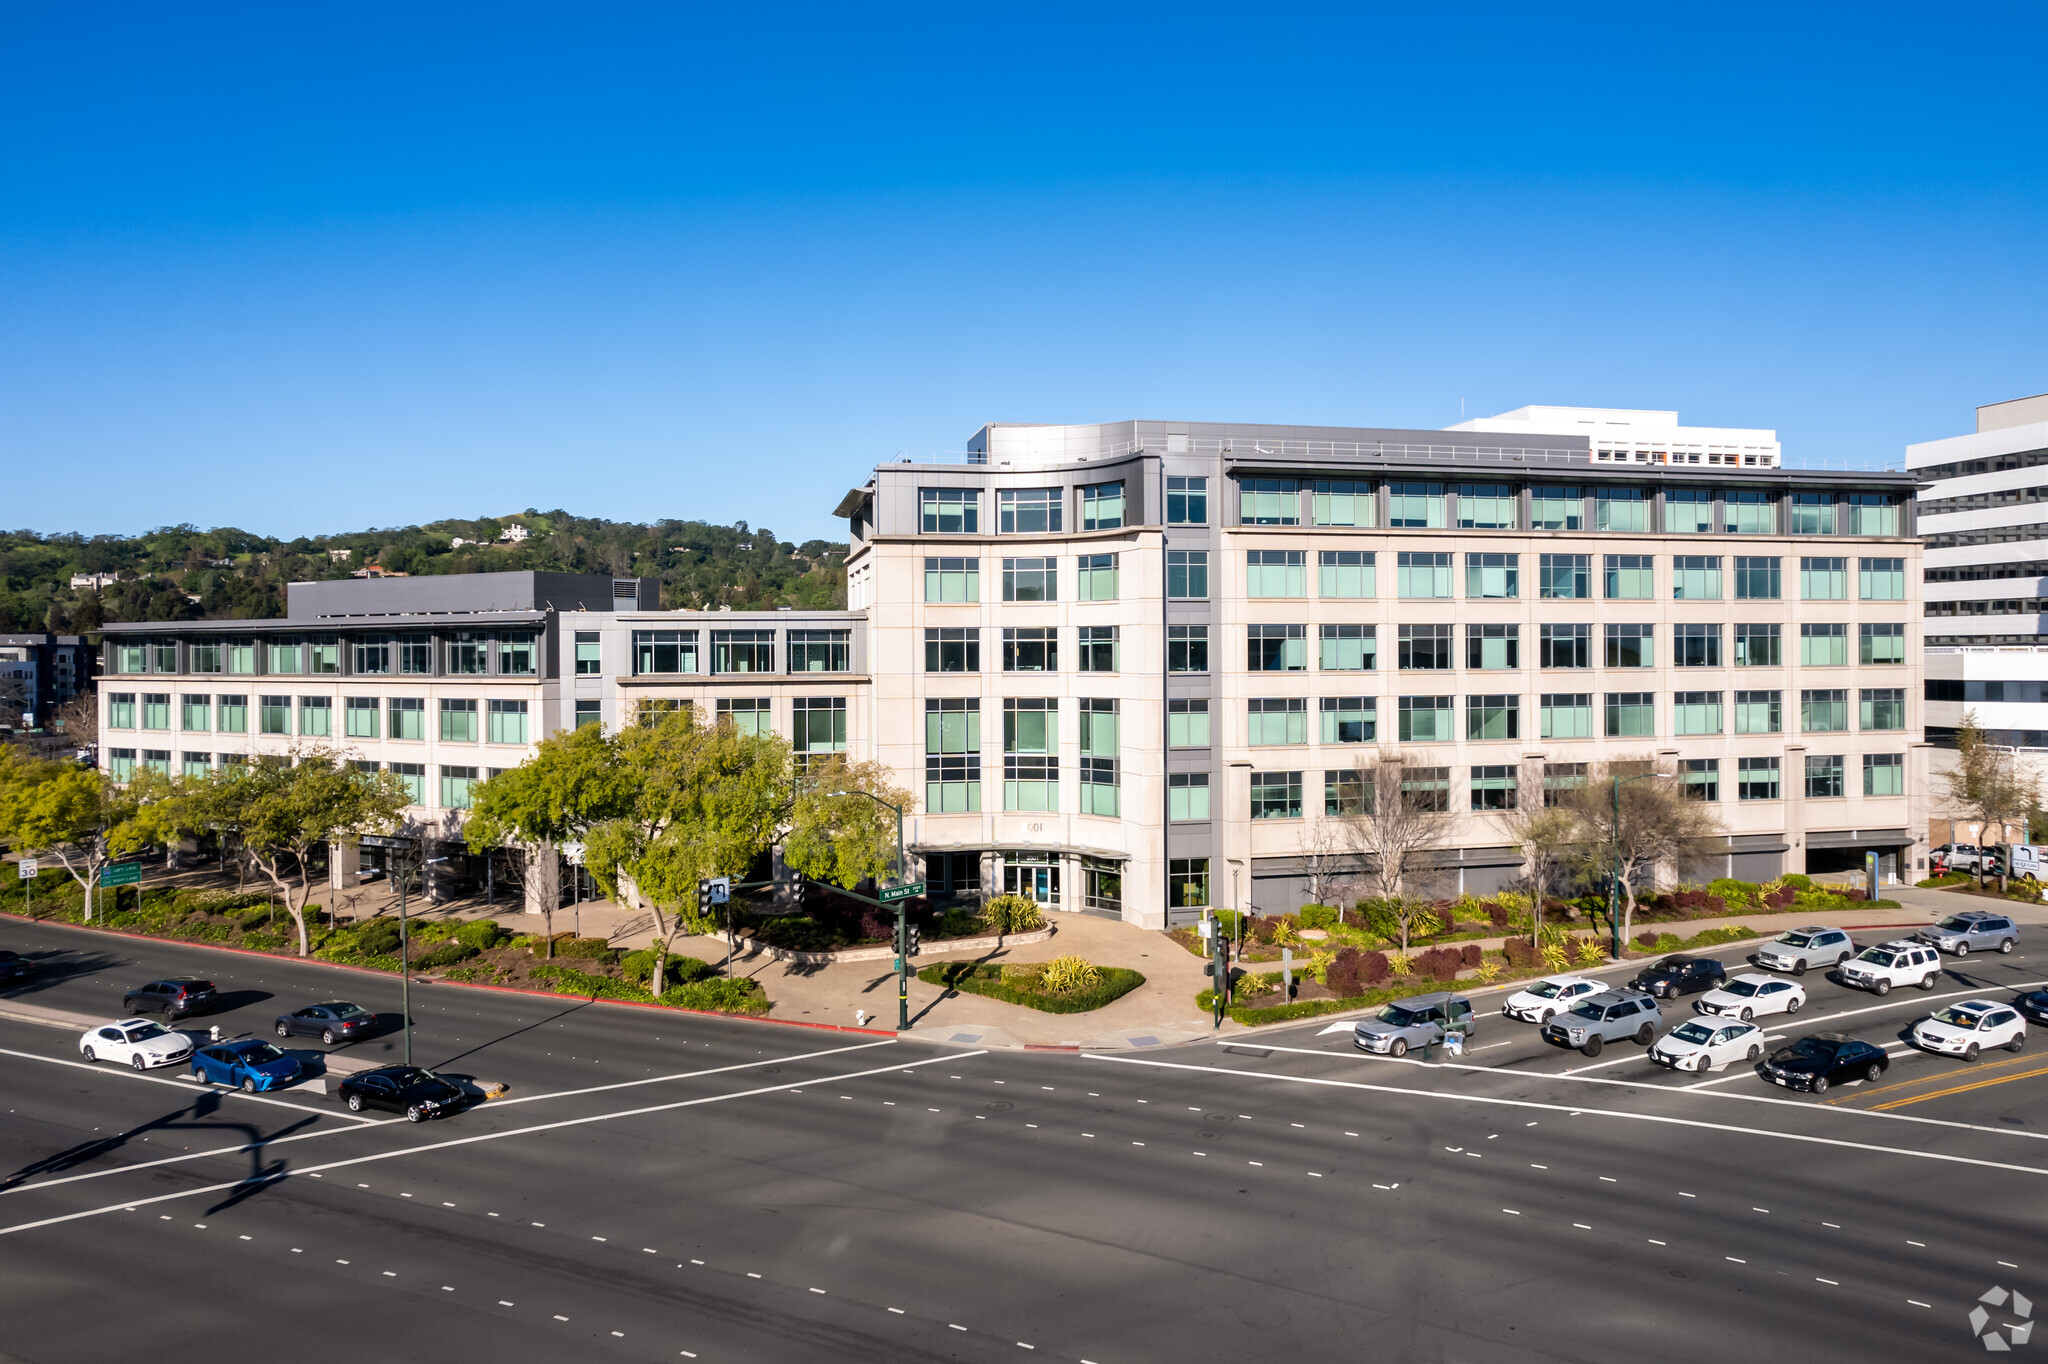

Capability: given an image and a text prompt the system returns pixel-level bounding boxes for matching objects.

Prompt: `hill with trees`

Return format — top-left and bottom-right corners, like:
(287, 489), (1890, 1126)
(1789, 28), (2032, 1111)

(0, 511), (847, 632)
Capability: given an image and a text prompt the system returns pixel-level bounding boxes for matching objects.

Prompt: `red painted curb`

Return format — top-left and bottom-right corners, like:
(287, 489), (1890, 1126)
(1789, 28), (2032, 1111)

(0, 910), (899, 1039)
(1023, 1044), (1080, 1052)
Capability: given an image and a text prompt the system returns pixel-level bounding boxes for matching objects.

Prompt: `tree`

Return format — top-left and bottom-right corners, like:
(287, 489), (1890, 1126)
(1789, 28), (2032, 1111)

(51, 692), (98, 751)
(1497, 760), (1581, 948)
(1294, 816), (1352, 913)
(464, 722), (629, 953)
(782, 753), (915, 890)
(1330, 752), (1449, 958)
(1558, 758), (1723, 953)
(1941, 711), (2039, 886)
(0, 751), (179, 917)
(182, 750), (413, 955)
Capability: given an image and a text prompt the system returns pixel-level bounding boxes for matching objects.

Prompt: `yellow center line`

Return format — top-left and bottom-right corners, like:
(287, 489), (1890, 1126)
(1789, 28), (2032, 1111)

(1824, 1050), (2041, 1105)
(1869, 1062), (2048, 1112)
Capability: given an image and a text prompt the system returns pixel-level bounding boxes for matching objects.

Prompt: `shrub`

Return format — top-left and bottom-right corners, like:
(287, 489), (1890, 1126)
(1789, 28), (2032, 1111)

(1636, 931), (1659, 949)
(1325, 946), (1364, 997)
(415, 940), (479, 970)
(1472, 960), (1503, 985)
(241, 932), (283, 952)
(238, 906), (273, 930)
(1040, 955), (1104, 993)
(355, 918), (403, 957)
(1781, 873), (1814, 891)
(454, 918), (507, 951)
(1386, 950), (1414, 977)
(1574, 938), (1607, 967)
(1708, 878), (1759, 909)
(622, 949), (717, 987)
(983, 894), (1046, 935)
(1539, 943), (1570, 973)
(918, 961), (1143, 1013)
(1298, 904), (1339, 930)
(1503, 936), (1539, 969)
(1356, 950), (1391, 987)
(662, 976), (769, 1014)
(1484, 900), (1513, 928)
(555, 935), (614, 959)
(1460, 942), (1482, 968)
(999, 962), (1043, 983)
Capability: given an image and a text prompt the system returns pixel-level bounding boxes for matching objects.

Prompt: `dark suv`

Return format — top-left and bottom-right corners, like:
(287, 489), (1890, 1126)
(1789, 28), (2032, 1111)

(1626, 955), (1727, 1000)
(122, 977), (218, 1020)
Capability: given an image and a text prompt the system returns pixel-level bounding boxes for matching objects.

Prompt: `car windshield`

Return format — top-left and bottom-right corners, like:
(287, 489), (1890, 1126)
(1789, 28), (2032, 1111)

(330, 1003), (370, 1020)
(1936, 917), (1976, 931)
(1653, 958), (1689, 973)
(1670, 1022), (1716, 1044)
(239, 1043), (287, 1064)
(1933, 1006), (1990, 1028)
(1789, 1039), (1841, 1062)
(1777, 933), (1814, 948)
(1722, 979), (1762, 997)
(1374, 1006), (1422, 1027)
(1567, 1001), (1604, 1021)
(1858, 949), (1898, 966)
(1528, 981), (1568, 999)
(385, 1067), (435, 1085)
(122, 1023), (169, 1042)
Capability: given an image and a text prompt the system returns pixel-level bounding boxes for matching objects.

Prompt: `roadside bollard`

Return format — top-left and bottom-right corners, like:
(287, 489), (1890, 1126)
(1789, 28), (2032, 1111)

(856, 1009), (867, 1028)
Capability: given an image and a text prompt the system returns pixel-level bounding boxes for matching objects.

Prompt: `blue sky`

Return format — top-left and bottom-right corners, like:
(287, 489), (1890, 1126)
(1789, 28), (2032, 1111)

(4, 3), (2044, 543)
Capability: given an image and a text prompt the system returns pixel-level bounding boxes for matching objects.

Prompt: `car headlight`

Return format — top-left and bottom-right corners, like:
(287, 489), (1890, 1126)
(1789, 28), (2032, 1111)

(1567, 1028), (1585, 1041)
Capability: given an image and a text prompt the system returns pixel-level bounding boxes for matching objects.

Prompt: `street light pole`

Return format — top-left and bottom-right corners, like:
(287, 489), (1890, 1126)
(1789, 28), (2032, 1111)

(830, 788), (908, 1029)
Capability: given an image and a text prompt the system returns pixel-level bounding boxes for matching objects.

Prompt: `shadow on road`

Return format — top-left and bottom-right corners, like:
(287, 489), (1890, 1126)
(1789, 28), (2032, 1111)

(428, 998), (591, 1071)
(2, 1087), (320, 1194)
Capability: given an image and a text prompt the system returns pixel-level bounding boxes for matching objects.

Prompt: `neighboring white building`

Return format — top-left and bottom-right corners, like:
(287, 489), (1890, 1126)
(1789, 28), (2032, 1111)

(1448, 405), (1784, 470)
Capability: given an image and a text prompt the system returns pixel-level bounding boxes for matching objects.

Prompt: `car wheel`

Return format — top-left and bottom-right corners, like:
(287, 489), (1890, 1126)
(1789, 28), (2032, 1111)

(1736, 1007), (1752, 1022)
(406, 1105), (426, 1124)
(322, 1030), (336, 1045)
(1812, 1076), (1829, 1094)
(1955, 942), (1970, 958)
(1866, 1062), (1884, 1082)
(1965, 1043), (1980, 1063)
(1921, 974), (1939, 991)
(1793, 960), (1807, 977)
(240, 1077), (257, 1093)
(1581, 1036), (1604, 1058)
(130, 1054), (146, 1071)
(1874, 980), (1892, 996)
(2010, 1032), (2026, 1053)
(1787, 996), (1802, 1015)
(1389, 1039), (1408, 1058)
(1539, 1010), (1554, 1024)
(1635, 1024), (1655, 1046)
(82, 1045), (96, 1063)
(1747, 1044), (1763, 1061)
(275, 1023), (289, 1038)
(2002, 939), (2017, 955)
(346, 1092), (365, 1112)
(1836, 952), (1850, 967)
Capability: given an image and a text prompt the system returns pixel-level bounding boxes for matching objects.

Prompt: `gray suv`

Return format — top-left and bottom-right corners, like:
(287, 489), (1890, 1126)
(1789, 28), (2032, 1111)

(1919, 912), (2018, 957)
(1352, 993), (1476, 1057)
(1540, 990), (1662, 1057)
(1754, 925), (1855, 976)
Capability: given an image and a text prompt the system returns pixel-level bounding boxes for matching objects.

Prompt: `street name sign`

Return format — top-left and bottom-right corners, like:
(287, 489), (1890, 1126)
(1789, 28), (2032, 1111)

(878, 881), (925, 903)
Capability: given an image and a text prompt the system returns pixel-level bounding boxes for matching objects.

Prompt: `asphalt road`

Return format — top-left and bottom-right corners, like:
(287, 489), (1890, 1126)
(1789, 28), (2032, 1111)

(0, 916), (2043, 1362)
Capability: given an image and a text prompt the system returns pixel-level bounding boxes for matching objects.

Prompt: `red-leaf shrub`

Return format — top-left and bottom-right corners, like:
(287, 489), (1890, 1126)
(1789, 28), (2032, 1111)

(1484, 900), (1512, 928)
(1503, 936), (1539, 968)
(1356, 950), (1391, 987)
(1461, 942), (1482, 968)
(1636, 931), (1658, 949)
(1326, 946), (1364, 997)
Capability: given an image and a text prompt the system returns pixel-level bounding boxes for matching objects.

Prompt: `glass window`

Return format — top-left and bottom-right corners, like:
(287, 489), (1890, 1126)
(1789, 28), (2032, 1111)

(1397, 695), (1452, 742)
(1319, 624), (1376, 671)
(1239, 478), (1301, 526)
(1002, 698), (1058, 811)
(1398, 624), (1452, 671)
(1604, 623), (1654, 668)
(1673, 555), (1722, 600)
(1603, 554), (1654, 600)
(1530, 486), (1582, 531)
(924, 627), (979, 673)
(1076, 553), (1119, 602)
(189, 641), (222, 674)
(216, 695), (247, 734)
(259, 695), (292, 735)
(1248, 624), (1307, 672)
(1801, 688), (1849, 733)
(711, 630), (775, 675)
(1470, 764), (1519, 811)
(921, 487), (980, 534)
(1084, 858), (1122, 911)
(1166, 476), (1208, 525)
(1801, 622), (1848, 667)
(1080, 481), (1125, 531)
(1313, 479), (1377, 527)
(1805, 754), (1845, 799)
(574, 699), (601, 729)
(1788, 493), (1836, 536)
(1734, 623), (1782, 667)
(1248, 697), (1309, 746)
(574, 631), (602, 676)
(1666, 489), (1715, 534)
(397, 633), (432, 675)
(1466, 623), (1519, 670)
(1247, 550), (1307, 598)
(1002, 627), (1057, 673)
(113, 642), (147, 675)
(1168, 625), (1208, 674)
(445, 633), (488, 675)
(1543, 761), (1588, 804)
(1734, 690), (1782, 734)
(182, 752), (212, 778)
(1077, 626), (1119, 673)
(1002, 556), (1057, 602)
(1168, 773), (1211, 822)
(1539, 624), (1590, 669)
(440, 766), (479, 810)
(924, 698), (981, 813)
(1800, 557), (1847, 600)
(106, 748), (136, 781)
(1167, 550), (1208, 600)
(1538, 554), (1590, 600)
(148, 640), (178, 674)
(1673, 690), (1722, 735)
(1169, 857), (1210, 909)
(1604, 691), (1655, 737)
(352, 635), (391, 675)
(1387, 482), (1447, 529)
(1250, 770), (1304, 819)
(1168, 698), (1211, 748)
(388, 696), (425, 741)
(1457, 483), (1517, 530)
(999, 488), (1063, 535)
(267, 638), (304, 675)
(1863, 753), (1904, 796)
(345, 697), (379, 739)
(1318, 550), (1375, 598)
(923, 556), (981, 603)
(1859, 557), (1905, 600)
(632, 630), (699, 675)
(789, 629), (851, 672)
(714, 697), (771, 738)
(1723, 489), (1776, 535)
(1849, 494), (1901, 537)
(497, 632), (536, 676)
(181, 695), (211, 732)
(1860, 687), (1906, 731)
(227, 638), (260, 675)
(1539, 692), (1592, 739)
(792, 697), (848, 756)
(1397, 551), (1453, 599)
(1400, 766), (1451, 813)
(388, 761), (425, 803)
(1324, 769), (1369, 816)
(140, 693), (171, 730)
(440, 698), (478, 742)
(1319, 696), (1376, 744)
(1733, 556), (1781, 600)
(1681, 757), (1719, 801)
(1466, 694), (1519, 741)
(488, 698), (529, 744)
(1465, 553), (1518, 599)
(1674, 622), (1722, 668)
(140, 749), (171, 777)
(1860, 622), (1906, 665)
(1595, 487), (1648, 532)
(304, 636), (339, 675)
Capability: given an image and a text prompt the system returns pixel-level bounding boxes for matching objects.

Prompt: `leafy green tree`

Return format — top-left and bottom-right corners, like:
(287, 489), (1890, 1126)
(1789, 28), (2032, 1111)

(464, 723), (631, 952)
(0, 750), (181, 918)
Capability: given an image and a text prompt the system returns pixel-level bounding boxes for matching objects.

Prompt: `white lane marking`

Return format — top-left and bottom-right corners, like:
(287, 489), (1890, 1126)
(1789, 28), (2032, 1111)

(1502, 1208), (1520, 1215)
(949, 1324), (967, 1331)
(500, 1300), (514, 1306)
(809, 1287), (826, 1294)
(0, 1052), (984, 1238)
(2000, 1260), (2020, 1268)
(1818, 1277), (1839, 1285)
(0, 1047), (381, 1124)
(1909, 1300), (1930, 1308)
(888, 1308), (904, 1314)
(1316, 1022), (1351, 1036)
(1573, 1223), (1591, 1229)
(1085, 1054), (2048, 1178)
(1649, 1239), (1667, 1245)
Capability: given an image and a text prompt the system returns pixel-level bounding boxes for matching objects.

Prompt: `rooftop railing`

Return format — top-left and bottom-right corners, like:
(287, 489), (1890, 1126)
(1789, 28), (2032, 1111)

(887, 441), (1907, 474)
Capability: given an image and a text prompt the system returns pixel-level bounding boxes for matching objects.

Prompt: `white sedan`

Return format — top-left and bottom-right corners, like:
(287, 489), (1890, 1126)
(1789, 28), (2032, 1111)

(1649, 1019), (1768, 1072)
(79, 1018), (194, 1071)
(1913, 1000), (2027, 1061)
(1696, 973), (1806, 1022)
(1500, 975), (1603, 1024)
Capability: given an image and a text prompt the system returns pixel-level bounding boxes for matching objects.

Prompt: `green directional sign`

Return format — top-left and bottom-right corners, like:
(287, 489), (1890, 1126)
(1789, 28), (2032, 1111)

(100, 862), (143, 888)
(878, 881), (925, 903)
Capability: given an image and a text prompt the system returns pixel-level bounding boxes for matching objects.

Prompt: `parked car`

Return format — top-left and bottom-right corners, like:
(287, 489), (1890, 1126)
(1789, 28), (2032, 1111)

(1625, 955), (1728, 1000)
(122, 977), (218, 1020)
(1499, 975), (1603, 1024)
(1912, 1000), (2026, 1061)
(1930, 843), (1984, 873)
(1540, 990), (1662, 1057)
(336, 1065), (467, 1122)
(1754, 925), (1855, 976)
(1917, 911), (2019, 958)
(1352, 992), (1476, 1057)
(0, 949), (36, 982)
(1837, 940), (1943, 996)
(78, 1018), (194, 1070)
(2014, 990), (2048, 1026)
(192, 1040), (304, 1092)
(1696, 973), (1807, 1021)
(275, 1002), (377, 1044)
(1998, 845), (2046, 881)
(1763, 1033), (1890, 1093)
(1649, 1019), (1767, 1073)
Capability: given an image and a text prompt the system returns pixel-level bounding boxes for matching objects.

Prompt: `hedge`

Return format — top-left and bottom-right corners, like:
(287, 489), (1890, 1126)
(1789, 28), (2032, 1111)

(917, 960), (1144, 1014)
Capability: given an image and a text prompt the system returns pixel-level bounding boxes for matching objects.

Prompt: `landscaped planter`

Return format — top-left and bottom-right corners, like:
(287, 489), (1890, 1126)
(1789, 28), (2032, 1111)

(736, 924), (1055, 966)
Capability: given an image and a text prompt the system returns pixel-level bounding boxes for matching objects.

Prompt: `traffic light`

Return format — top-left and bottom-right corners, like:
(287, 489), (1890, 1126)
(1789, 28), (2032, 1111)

(697, 879), (712, 917)
(905, 923), (921, 957)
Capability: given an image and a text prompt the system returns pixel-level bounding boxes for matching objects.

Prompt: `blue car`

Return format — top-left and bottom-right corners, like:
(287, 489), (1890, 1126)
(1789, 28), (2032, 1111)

(192, 1040), (304, 1092)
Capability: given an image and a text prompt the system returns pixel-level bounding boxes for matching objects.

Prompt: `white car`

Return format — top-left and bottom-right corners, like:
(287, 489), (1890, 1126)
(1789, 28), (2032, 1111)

(79, 1018), (194, 1071)
(1500, 975), (1603, 1024)
(1912, 1000), (2027, 1061)
(1649, 1018), (1768, 1072)
(1838, 940), (1943, 996)
(1696, 973), (1807, 1022)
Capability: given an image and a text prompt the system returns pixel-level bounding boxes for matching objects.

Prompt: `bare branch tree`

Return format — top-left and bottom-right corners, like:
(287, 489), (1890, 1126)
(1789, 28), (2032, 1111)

(1941, 711), (2040, 887)
(1496, 759), (1580, 947)
(52, 691), (98, 752)
(1559, 756), (1724, 951)
(1295, 816), (1351, 910)
(1331, 751), (1448, 955)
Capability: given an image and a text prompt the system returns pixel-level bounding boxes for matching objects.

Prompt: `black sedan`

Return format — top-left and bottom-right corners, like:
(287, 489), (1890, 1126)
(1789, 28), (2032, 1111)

(338, 1066), (466, 1123)
(0, 949), (34, 982)
(2015, 990), (2048, 1027)
(1761, 1033), (1890, 1094)
(1626, 955), (1727, 1000)
(275, 1001), (377, 1045)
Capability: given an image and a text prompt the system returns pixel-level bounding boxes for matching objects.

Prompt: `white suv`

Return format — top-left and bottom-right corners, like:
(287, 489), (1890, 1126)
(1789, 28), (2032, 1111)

(1912, 1000), (2026, 1061)
(1838, 940), (1943, 996)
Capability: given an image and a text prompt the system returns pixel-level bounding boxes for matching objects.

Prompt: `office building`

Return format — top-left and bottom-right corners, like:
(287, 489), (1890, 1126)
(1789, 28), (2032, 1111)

(0, 633), (94, 727)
